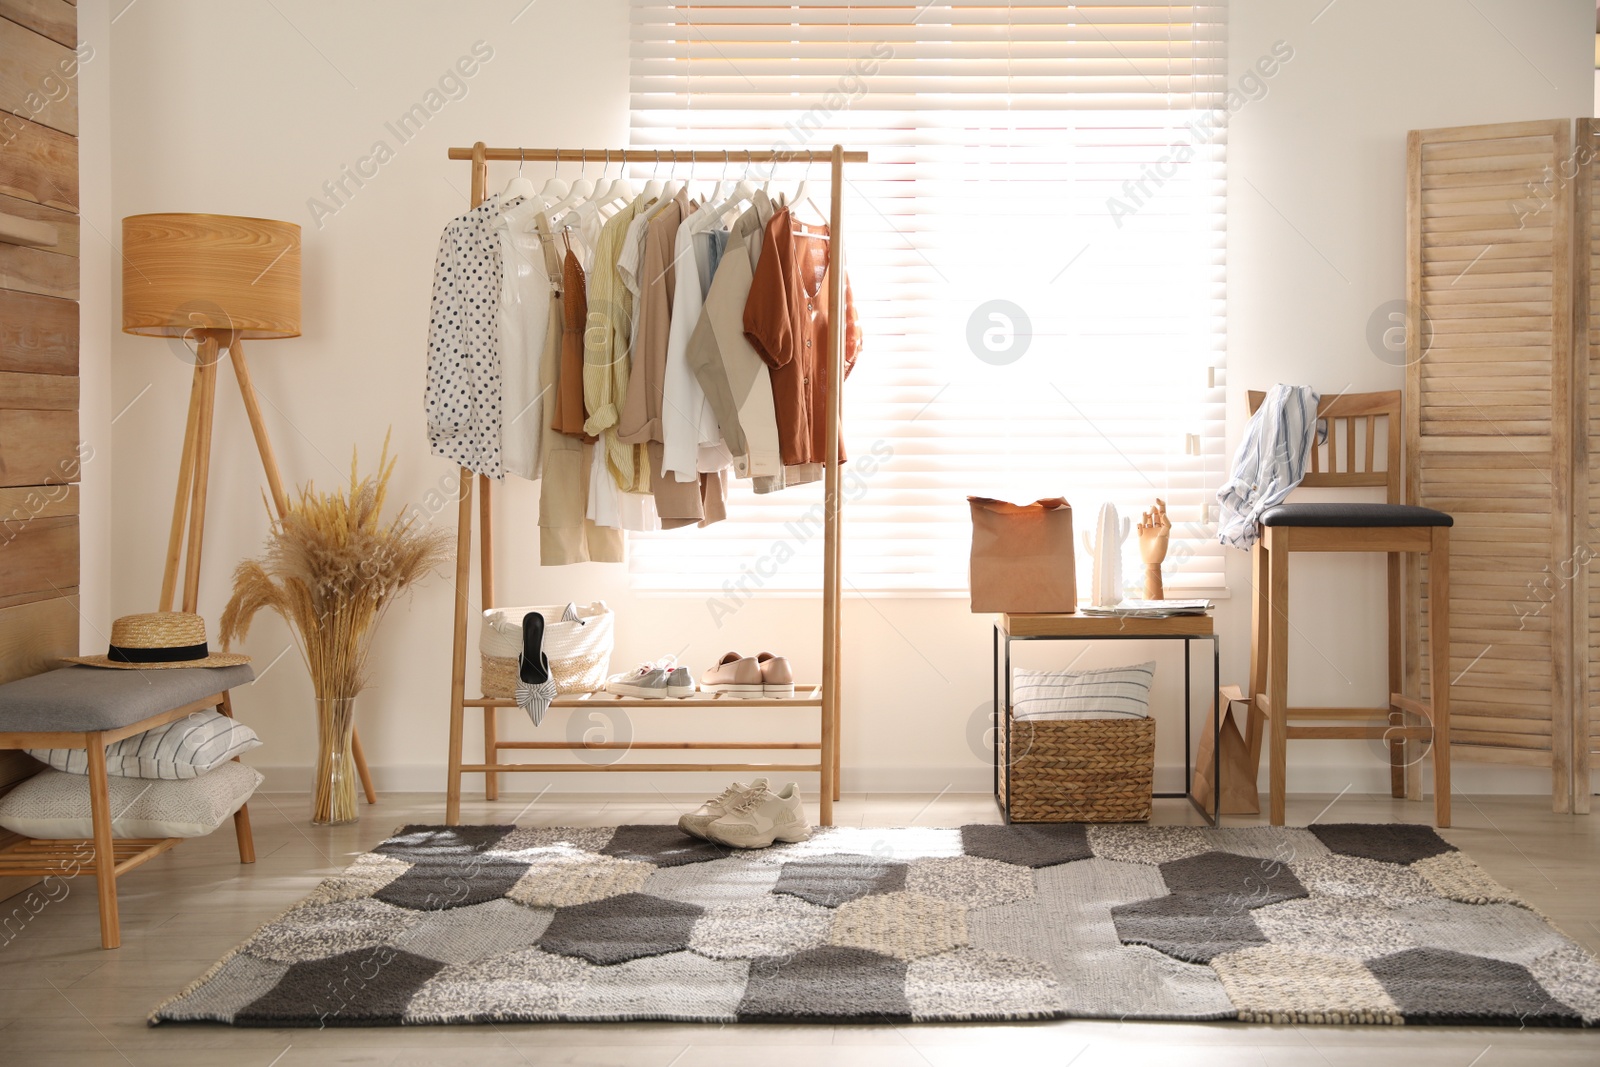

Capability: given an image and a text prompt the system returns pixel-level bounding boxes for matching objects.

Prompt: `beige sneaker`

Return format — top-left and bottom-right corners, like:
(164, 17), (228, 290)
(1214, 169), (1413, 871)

(704, 782), (811, 848)
(755, 652), (794, 697)
(678, 777), (769, 840)
(701, 652), (762, 695)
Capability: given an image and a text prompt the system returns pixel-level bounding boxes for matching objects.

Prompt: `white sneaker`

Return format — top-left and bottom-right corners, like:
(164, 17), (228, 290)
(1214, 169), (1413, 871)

(678, 777), (769, 840)
(605, 661), (665, 698)
(704, 782), (811, 848)
(605, 657), (686, 699)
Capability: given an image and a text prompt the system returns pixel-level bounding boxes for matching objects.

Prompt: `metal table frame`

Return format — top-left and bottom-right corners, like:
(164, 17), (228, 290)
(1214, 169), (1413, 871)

(993, 620), (1221, 827)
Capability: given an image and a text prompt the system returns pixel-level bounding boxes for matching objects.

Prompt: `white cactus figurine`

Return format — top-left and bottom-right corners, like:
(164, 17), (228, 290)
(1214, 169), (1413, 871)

(1081, 503), (1131, 608)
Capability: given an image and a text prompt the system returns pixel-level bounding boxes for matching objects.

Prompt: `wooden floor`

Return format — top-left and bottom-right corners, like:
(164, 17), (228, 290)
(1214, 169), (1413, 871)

(0, 788), (1596, 1065)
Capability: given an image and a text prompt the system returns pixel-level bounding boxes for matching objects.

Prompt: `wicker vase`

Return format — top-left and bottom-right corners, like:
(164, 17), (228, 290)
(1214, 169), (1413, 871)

(312, 695), (359, 825)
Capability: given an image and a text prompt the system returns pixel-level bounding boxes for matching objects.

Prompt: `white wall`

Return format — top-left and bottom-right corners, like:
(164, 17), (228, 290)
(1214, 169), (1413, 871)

(98, 0), (1592, 800)
(78, 1), (113, 651)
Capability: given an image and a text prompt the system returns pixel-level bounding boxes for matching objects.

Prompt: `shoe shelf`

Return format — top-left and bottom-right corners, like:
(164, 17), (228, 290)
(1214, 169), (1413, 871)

(457, 686), (827, 778)
(462, 685), (823, 710)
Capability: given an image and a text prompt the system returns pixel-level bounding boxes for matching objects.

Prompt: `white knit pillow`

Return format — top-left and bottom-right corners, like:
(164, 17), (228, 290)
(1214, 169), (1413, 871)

(26, 709), (261, 779)
(1011, 662), (1155, 720)
(0, 761), (262, 839)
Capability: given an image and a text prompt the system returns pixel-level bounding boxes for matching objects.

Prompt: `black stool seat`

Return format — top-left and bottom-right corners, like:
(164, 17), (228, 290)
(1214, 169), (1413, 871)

(1260, 502), (1453, 528)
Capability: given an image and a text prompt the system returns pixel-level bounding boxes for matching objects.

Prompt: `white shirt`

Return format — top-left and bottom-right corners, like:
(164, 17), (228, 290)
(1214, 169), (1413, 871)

(660, 204), (733, 481)
(492, 214), (554, 480)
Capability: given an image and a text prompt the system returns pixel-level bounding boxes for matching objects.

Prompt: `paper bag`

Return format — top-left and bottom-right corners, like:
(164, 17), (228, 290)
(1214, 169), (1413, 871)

(968, 496), (1076, 614)
(1191, 684), (1262, 816)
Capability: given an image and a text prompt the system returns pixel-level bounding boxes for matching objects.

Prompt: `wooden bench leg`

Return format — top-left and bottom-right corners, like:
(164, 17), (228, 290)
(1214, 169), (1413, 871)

(85, 731), (120, 949)
(233, 804), (256, 864)
(218, 692), (257, 862)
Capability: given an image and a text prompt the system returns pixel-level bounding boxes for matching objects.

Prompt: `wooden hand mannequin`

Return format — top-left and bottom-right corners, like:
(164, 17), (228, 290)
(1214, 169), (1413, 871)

(1137, 498), (1171, 599)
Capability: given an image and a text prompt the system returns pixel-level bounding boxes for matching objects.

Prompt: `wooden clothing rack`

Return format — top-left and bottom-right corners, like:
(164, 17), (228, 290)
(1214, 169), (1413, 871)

(441, 143), (868, 827)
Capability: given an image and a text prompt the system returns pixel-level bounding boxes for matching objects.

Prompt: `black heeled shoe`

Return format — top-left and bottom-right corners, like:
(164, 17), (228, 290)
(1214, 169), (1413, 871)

(515, 611), (557, 726)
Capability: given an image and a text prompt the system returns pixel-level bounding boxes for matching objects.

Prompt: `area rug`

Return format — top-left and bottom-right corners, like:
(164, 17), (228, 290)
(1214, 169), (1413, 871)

(151, 823), (1600, 1027)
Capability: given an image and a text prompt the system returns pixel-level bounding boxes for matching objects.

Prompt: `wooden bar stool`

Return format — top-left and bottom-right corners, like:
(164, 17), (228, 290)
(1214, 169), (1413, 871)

(1245, 390), (1453, 827)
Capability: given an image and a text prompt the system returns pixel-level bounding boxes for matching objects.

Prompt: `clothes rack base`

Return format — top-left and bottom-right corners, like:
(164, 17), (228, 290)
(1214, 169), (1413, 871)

(441, 144), (868, 827)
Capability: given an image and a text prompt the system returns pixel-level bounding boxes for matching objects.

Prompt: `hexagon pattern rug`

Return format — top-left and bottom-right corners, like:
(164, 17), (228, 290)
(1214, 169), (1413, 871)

(150, 823), (1600, 1027)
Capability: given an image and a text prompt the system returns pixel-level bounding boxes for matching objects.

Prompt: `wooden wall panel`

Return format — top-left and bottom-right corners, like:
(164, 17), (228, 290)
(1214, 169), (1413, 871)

(0, 237), (75, 299)
(0, 371), (76, 409)
(0, 289), (75, 374)
(0, 15), (77, 136)
(0, 516), (75, 604)
(1406, 120), (1573, 811)
(0, 113), (76, 211)
(0, 1), (72, 908)
(0, 593), (75, 686)
(0, 194), (77, 254)
(0, 408), (77, 487)
(0, 1), (76, 48)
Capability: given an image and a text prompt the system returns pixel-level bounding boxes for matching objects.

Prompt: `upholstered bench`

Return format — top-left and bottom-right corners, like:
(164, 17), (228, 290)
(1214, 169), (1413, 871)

(0, 664), (257, 948)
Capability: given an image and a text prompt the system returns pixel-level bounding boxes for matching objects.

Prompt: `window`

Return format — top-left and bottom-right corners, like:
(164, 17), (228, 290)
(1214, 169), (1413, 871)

(628, 1), (1229, 597)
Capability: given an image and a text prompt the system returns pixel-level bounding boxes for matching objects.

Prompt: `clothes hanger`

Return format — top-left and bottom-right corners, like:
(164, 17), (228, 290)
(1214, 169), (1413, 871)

(502, 147), (536, 201)
(696, 150), (753, 232)
(498, 148), (556, 231)
(689, 151), (730, 231)
(547, 150), (595, 220)
(661, 149), (685, 201)
(641, 149), (664, 201)
(538, 147), (569, 202)
(791, 152), (829, 227)
(591, 148), (615, 204)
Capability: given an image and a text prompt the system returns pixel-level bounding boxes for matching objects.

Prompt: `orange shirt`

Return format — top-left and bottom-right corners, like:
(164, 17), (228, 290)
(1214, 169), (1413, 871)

(742, 208), (861, 467)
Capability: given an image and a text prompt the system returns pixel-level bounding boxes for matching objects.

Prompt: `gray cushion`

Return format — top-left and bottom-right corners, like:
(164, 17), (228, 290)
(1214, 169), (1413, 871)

(0, 665), (255, 734)
(1260, 503), (1453, 528)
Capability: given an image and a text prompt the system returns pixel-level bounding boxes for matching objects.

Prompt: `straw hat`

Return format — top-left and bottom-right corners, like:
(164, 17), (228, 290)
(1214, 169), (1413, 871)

(70, 612), (251, 670)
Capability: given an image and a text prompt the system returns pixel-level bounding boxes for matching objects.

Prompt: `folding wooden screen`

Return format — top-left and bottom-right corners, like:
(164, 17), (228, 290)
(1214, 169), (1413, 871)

(1405, 118), (1589, 813)
(1576, 118), (1600, 815)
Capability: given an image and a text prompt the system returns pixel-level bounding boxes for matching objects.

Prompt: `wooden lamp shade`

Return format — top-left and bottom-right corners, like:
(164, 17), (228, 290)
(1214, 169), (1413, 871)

(121, 213), (301, 339)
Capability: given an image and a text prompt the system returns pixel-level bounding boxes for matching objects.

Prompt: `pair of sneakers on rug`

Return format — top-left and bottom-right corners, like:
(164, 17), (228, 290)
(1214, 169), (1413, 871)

(604, 655), (695, 699)
(679, 777), (811, 848)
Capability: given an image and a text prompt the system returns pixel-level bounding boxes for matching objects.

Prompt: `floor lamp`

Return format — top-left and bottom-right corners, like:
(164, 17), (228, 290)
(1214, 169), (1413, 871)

(120, 213), (376, 804)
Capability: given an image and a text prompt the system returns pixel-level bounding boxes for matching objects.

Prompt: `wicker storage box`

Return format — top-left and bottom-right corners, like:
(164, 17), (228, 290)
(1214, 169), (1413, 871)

(479, 603), (613, 699)
(1000, 714), (1154, 822)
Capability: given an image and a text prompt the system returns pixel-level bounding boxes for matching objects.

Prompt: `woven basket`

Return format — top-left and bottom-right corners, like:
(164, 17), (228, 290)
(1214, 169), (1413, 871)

(1000, 715), (1154, 822)
(480, 649), (611, 699)
(479, 603), (613, 698)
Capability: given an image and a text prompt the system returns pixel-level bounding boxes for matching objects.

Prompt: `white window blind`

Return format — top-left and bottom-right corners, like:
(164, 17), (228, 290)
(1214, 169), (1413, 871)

(628, 1), (1228, 599)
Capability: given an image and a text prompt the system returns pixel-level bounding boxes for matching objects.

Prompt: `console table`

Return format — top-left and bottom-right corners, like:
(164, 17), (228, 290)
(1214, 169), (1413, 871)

(993, 612), (1221, 826)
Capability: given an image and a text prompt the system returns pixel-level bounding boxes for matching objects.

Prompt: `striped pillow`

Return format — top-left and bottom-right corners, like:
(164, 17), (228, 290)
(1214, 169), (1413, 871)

(1011, 662), (1155, 720)
(27, 709), (261, 779)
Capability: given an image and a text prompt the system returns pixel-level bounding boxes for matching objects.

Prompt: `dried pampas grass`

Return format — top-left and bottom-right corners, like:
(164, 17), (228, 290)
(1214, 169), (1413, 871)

(221, 432), (452, 822)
